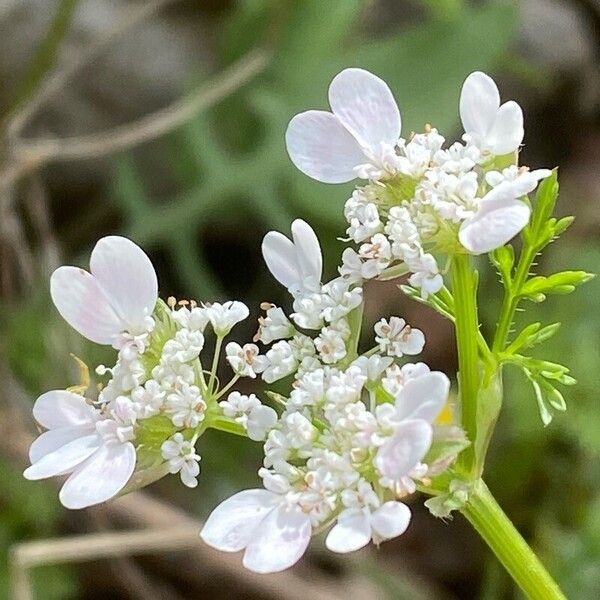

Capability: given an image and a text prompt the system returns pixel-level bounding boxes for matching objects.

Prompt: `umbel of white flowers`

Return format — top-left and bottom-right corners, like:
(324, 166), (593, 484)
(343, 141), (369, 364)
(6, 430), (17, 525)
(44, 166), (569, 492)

(201, 218), (458, 572)
(287, 68), (550, 297)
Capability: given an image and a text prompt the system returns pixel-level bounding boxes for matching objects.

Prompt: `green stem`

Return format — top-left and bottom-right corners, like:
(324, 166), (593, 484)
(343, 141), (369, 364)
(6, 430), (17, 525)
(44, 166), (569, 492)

(493, 245), (536, 353)
(451, 254), (481, 474)
(462, 480), (566, 600)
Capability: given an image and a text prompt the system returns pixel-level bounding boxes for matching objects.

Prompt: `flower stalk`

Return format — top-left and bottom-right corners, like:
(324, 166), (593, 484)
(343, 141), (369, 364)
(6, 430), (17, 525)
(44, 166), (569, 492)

(461, 480), (566, 600)
(451, 253), (481, 475)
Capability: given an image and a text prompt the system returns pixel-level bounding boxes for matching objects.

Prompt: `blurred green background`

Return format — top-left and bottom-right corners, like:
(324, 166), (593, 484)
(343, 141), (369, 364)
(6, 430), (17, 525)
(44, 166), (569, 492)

(0, 0), (599, 598)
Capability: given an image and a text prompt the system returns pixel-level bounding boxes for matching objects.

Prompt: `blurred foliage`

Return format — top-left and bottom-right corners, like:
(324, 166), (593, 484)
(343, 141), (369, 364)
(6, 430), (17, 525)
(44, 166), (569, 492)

(4, 0), (600, 598)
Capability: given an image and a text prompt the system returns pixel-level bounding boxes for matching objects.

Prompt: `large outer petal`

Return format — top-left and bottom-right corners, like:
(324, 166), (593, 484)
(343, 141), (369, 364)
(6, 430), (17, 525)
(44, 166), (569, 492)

(89, 236), (158, 330)
(29, 426), (95, 463)
(285, 110), (365, 183)
(262, 231), (298, 289)
(374, 419), (432, 480)
(459, 71), (500, 137)
(33, 390), (98, 430)
(325, 510), (371, 553)
(59, 441), (136, 509)
(487, 100), (524, 155)
(23, 434), (100, 480)
(370, 502), (411, 541)
(200, 489), (278, 552)
(395, 372), (450, 423)
(51, 266), (122, 344)
(243, 505), (311, 573)
(328, 68), (401, 149)
(291, 219), (322, 284)
(459, 187), (530, 255)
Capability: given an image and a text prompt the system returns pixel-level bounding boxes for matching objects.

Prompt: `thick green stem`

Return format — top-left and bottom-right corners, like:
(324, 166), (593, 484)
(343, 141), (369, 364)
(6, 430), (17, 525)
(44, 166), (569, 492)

(451, 254), (480, 474)
(462, 480), (566, 600)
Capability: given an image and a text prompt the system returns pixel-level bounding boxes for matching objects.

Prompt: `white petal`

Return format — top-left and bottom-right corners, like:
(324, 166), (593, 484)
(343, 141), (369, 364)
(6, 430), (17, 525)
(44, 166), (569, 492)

(328, 68), (401, 150)
(326, 510), (371, 553)
(262, 231), (298, 289)
(510, 169), (552, 197)
(59, 441), (136, 509)
(24, 434), (100, 480)
(285, 110), (365, 183)
(487, 101), (524, 155)
(243, 504), (311, 573)
(50, 266), (122, 344)
(375, 419), (432, 480)
(29, 426), (94, 463)
(459, 189), (530, 254)
(89, 236), (158, 330)
(460, 71), (500, 136)
(291, 219), (322, 284)
(370, 502), (411, 541)
(32, 390), (98, 429)
(395, 372), (450, 423)
(200, 489), (278, 552)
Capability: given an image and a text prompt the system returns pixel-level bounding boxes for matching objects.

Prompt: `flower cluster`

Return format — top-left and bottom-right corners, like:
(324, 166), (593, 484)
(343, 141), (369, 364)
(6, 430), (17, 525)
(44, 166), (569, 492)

(201, 220), (462, 573)
(24, 236), (270, 508)
(286, 68), (551, 297)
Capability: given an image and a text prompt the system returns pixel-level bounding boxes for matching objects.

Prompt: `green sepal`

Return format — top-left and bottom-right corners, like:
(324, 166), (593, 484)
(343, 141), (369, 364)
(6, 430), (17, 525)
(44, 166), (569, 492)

(490, 244), (515, 286)
(425, 480), (472, 519)
(425, 425), (470, 475)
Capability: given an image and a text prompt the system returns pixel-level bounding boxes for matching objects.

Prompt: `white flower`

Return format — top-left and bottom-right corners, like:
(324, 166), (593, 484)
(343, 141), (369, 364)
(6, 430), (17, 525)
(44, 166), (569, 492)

(315, 326), (347, 364)
(375, 372), (450, 489)
(173, 305), (210, 332)
(256, 304), (294, 344)
(201, 489), (312, 573)
(283, 412), (317, 449)
(50, 236), (157, 347)
(131, 379), (165, 418)
(161, 433), (201, 488)
(344, 188), (382, 242)
(166, 383), (206, 428)
(262, 219), (322, 294)
(326, 501), (411, 553)
(262, 341), (298, 383)
(162, 329), (205, 363)
(225, 342), (268, 378)
(357, 233), (392, 278)
(460, 71), (523, 156)
(381, 362), (430, 397)
(321, 278), (363, 322)
(459, 169), (551, 254)
(205, 301), (249, 336)
(374, 317), (425, 357)
(351, 355), (393, 383)
(220, 392), (277, 441)
(24, 391), (136, 509)
(286, 68), (401, 183)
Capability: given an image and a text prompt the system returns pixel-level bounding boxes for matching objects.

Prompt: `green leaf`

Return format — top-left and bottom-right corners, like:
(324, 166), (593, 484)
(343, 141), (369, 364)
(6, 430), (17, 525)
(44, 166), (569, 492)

(505, 322), (561, 354)
(520, 271), (595, 299)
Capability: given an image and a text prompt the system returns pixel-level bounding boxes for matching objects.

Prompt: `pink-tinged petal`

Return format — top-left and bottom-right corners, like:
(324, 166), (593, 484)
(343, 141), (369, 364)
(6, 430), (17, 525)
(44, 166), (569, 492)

(459, 189), (530, 255)
(370, 502), (411, 541)
(262, 231), (299, 289)
(487, 100), (524, 155)
(33, 390), (98, 430)
(285, 110), (365, 183)
(328, 68), (401, 150)
(326, 509), (371, 553)
(89, 236), (158, 330)
(374, 419), (432, 480)
(51, 266), (122, 344)
(59, 441), (136, 509)
(23, 434), (100, 480)
(291, 219), (322, 284)
(243, 504), (311, 573)
(201, 489), (279, 552)
(460, 71), (500, 137)
(395, 372), (450, 423)
(510, 169), (552, 197)
(29, 425), (95, 463)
